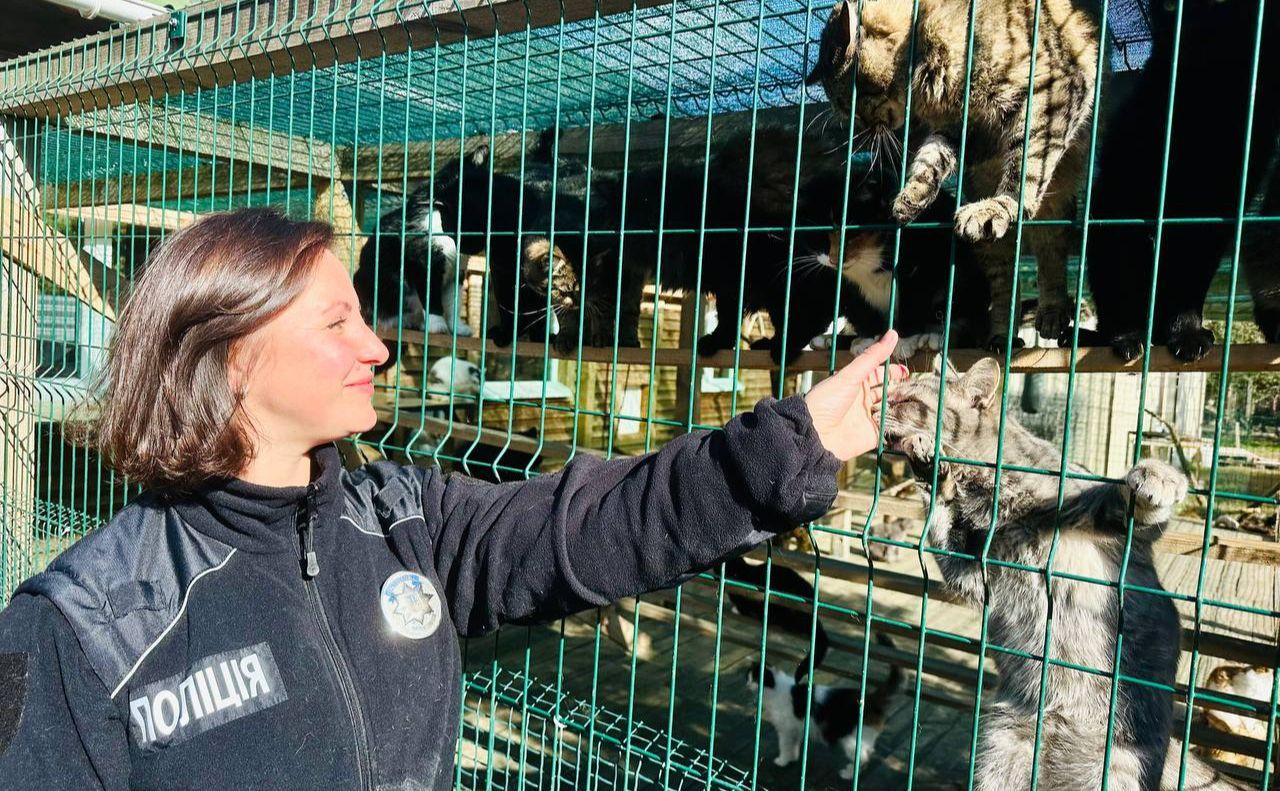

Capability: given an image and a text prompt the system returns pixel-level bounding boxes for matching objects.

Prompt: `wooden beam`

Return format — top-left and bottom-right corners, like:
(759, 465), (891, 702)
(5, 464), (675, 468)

(47, 203), (199, 232)
(0, 0), (672, 119)
(45, 160), (311, 209)
(346, 105), (808, 180)
(313, 179), (364, 271)
(387, 329), (1280, 375)
(0, 125), (114, 320)
(65, 105), (337, 180)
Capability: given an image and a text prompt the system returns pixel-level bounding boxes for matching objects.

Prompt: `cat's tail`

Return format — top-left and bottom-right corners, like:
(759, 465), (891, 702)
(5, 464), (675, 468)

(1161, 742), (1250, 790)
(792, 621), (829, 685)
(865, 632), (904, 713)
(721, 557), (829, 685)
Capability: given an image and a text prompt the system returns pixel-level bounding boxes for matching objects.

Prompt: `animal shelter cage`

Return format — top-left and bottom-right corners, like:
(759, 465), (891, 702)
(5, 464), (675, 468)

(1, 0), (1279, 788)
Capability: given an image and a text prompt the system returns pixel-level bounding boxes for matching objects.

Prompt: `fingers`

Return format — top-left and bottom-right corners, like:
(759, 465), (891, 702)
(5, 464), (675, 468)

(832, 330), (900, 387)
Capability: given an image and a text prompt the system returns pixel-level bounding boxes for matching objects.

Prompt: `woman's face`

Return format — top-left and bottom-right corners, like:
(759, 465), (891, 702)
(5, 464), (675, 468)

(233, 250), (389, 452)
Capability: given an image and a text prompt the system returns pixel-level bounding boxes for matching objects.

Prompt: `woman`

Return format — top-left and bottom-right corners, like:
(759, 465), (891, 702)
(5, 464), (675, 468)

(0, 208), (902, 789)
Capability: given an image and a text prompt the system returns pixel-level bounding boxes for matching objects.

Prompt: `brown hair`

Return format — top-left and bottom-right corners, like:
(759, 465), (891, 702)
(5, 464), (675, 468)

(83, 208), (333, 491)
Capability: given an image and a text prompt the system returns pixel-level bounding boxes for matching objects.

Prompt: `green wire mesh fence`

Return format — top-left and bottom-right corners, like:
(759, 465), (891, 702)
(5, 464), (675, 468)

(1, 0), (1278, 788)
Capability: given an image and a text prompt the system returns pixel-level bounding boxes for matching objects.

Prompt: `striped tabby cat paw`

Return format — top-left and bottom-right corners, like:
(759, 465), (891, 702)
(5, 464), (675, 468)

(954, 195), (1019, 242)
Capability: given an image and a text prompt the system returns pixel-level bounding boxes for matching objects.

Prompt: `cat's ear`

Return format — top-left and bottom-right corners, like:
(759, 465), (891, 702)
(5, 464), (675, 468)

(930, 353), (960, 382)
(959, 356), (1002, 410)
(805, 1), (852, 86)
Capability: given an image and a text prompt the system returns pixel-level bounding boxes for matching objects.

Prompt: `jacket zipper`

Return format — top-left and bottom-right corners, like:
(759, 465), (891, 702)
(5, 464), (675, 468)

(298, 484), (373, 791)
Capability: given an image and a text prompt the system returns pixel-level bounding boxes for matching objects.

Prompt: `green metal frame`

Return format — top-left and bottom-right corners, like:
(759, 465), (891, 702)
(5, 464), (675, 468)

(0, 1), (1277, 789)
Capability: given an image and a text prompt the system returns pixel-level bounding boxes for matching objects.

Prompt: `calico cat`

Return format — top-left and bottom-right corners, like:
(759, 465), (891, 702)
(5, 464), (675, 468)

(880, 358), (1243, 790)
(821, 173), (992, 356)
(1085, 0), (1280, 360)
(746, 632), (902, 779)
(806, 0), (1098, 349)
(724, 556), (830, 683)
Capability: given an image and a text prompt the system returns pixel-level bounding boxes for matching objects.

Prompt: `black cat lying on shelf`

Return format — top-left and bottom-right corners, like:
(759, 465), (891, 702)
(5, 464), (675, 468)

(358, 121), (995, 366)
(530, 124), (990, 364)
(353, 134), (597, 369)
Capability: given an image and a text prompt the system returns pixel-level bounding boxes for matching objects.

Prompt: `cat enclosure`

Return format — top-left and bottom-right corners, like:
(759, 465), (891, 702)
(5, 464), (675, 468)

(1, 0), (1278, 788)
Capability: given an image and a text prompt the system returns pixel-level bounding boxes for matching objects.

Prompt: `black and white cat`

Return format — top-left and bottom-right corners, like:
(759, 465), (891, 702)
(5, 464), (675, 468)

(571, 124), (846, 363)
(814, 174), (993, 360)
(354, 138), (594, 368)
(746, 632), (902, 779)
(549, 124), (989, 364)
(354, 193), (468, 346)
(1242, 153), (1280, 342)
(724, 556), (830, 684)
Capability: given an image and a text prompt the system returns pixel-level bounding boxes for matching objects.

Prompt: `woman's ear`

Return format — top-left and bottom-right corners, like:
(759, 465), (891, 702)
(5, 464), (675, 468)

(226, 340), (254, 401)
(958, 356), (1002, 410)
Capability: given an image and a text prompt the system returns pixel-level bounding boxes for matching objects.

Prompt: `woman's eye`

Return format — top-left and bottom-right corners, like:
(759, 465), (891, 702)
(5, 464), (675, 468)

(327, 318), (347, 330)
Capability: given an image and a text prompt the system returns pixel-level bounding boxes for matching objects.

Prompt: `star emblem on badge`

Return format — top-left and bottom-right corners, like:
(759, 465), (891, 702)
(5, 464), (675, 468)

(379, 571), (442, 639)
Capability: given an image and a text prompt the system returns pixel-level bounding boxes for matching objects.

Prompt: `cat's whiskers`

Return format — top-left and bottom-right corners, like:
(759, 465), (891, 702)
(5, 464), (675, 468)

(805, 107), (833, 138)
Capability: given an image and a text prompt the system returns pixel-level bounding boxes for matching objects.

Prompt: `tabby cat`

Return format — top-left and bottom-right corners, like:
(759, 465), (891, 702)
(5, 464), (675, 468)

(880, 358), (1241, 790)
(807, 0), (1098, 348)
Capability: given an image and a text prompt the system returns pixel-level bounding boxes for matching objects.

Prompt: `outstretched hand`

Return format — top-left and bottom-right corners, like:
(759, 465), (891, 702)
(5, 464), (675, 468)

(804, 332), (907, 461)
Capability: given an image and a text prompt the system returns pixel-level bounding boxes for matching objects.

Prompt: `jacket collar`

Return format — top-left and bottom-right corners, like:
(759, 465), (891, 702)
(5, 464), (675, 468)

(171, 444), (345, 554)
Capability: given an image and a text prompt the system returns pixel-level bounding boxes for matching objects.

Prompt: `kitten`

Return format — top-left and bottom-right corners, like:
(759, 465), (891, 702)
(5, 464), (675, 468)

(746, 632), (902, 780)
(724, 556), (830, 683)
(425, 356), (482, 396)
(880, 357), (1247, 790)
(807, 0), (1098, 349)
(1085, 0), (1280, 360)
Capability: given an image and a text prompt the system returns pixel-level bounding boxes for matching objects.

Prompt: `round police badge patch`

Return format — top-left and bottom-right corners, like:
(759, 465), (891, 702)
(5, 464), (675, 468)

(379, 571), (441, 639)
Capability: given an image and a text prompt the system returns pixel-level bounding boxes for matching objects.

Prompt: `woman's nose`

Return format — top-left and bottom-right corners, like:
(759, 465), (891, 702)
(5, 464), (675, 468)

(360, 322), (390, 367)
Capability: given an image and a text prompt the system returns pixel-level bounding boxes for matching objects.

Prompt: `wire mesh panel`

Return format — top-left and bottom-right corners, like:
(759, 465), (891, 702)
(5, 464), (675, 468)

(0, 0), (1277, 788)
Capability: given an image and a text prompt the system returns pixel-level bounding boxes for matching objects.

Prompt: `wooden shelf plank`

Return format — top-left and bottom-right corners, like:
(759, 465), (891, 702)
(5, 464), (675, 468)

(384, 329), (1280, 374)
(65, 105), (338, 181)
(48, 202), (199, 232)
